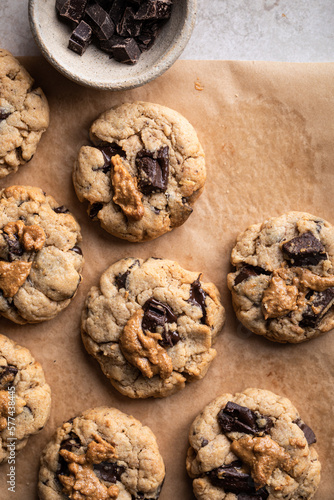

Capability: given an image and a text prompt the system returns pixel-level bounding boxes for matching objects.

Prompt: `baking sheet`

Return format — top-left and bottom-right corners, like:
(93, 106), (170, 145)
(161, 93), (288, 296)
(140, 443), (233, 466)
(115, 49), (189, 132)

(0, 58), (334, 499)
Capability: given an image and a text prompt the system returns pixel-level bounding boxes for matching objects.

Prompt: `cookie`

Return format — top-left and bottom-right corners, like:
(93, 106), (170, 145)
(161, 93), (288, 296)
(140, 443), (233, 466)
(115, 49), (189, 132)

(38, 406), (165, 500)
(81, 257), (225, 398)
(0, 185), (84, 324)
(0, 49), (49, 178)
(0, 334), (51, 464)
(186, 388), (321, 500)
(72, 101), (206, 242)
(227, 211), (334, 343)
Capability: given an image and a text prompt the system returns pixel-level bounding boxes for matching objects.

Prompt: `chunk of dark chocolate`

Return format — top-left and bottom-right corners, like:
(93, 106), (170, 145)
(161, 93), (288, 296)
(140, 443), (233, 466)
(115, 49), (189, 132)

(300, 287), (334, 328)
(115, 270), (130, 290)
(142, 297), (179, 346)
(136, 20), (160, 50)
(53, 205), (70, 214)
(112, 37), (141, 64)
(218, 402), (273, 435)
(3, 233), (23, 261)
(85, 4), (115, 41)
(0, 365), (18, 389)
(109, 0), (126, 25)
(234, 265), (271, 286)
(135, 0), (172, 21)
(68, 20), (93, 55)
(188, 276), (207, 324)
(100, 35), (125, 54)
(56, 0), (88, 23)
(0, 109), (11, 121)
(136, 146), (169, 194)
(70, 245), (83, 255)
(94, 143), (126, 173)
(207, 462), (268, 498)
(89, 202), (103, 219)
(93, 461), (125, 483)
(282, 231), (327, 267)
(293, 418), (317, 445)
(117, 7), (141, 37)
(57, 431), (81, 477)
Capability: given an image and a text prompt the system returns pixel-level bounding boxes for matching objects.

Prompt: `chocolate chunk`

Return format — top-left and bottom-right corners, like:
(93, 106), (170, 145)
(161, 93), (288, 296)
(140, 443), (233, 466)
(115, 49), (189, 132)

(188, 276), (207, 324)
(136, 21), (160, 51)
(0, 109), (11, 121)
(68, 20), (93, 55)
(282, 231), (327, 266)
(117, 7), (141, 37)
(94, 143), (126, 173)
(135, 0), (172, 21)
(115, 270), (130, 290)
(53, 205), (70, 214)
(57, 431), (81, 477)
(100, 35), (125, 54)
(89, 202), (103, 219)
(201, 439), (209, 447)
(56, 0), (88, 23)
(85, 4), (115, 41)
(218, 402), (273, 436)
(109, 0), (126, 24)
(112, 37), (141, 64)
(3, 233), (23, 261)
(0, 365), (18, 389)
(70, 245), (83, 255)
(234, 265), (271, 286)
(136, 146), (169, 194)
(142, 297), (179, 347)
(93, 461), (125, 483)
(293, 418), (317, 445)
(207, 461), (268, 498)
(300, 287), (334, 328)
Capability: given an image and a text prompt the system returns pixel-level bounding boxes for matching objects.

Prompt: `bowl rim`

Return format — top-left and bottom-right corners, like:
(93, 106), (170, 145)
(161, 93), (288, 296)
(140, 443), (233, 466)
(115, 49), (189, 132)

(28, 0), (197, 91)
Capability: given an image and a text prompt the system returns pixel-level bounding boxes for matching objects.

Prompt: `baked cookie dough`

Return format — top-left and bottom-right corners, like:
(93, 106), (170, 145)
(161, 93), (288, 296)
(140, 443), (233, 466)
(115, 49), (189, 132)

(38, 406), (165, 500)
(0, 185), (84, 324)
(0, 49), (49, 178)
(81, 257), (225, 398)
(227, 211), (334, 343)
(73, 101), (206, 242)
(0, 334), (51, 463)
(186, 388), (321, 500)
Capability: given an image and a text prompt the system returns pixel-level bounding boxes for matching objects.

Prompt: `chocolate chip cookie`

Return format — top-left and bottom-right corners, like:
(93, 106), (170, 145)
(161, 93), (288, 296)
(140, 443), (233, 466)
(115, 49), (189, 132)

(0, 49), (49, 178)
(81, 257), (225, 398)
(0, 334), (51, 464)
(73, 101), (206, 242)
(187, 388), (321, 500)
(38, 406), (165, 500)
(227, 211), (334, 343)
(0, 185), (84, 324)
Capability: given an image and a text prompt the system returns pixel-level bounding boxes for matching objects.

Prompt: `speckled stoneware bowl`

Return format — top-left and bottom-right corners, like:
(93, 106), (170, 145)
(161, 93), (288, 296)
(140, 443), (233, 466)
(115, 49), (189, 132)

(28, 0), (196, 90)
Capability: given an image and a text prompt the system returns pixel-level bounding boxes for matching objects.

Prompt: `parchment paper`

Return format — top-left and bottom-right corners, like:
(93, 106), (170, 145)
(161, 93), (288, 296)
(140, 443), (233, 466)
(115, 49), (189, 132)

(0, 58), (333, 499)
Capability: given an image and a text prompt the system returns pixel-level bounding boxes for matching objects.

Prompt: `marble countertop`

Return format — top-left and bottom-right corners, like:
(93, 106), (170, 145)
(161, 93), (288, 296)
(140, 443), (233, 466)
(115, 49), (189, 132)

(1, 0), (333, 61)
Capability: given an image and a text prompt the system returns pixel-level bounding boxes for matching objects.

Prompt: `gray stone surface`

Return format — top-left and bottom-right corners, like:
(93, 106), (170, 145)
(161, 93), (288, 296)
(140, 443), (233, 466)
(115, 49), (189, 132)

(1, 0), (334, 61)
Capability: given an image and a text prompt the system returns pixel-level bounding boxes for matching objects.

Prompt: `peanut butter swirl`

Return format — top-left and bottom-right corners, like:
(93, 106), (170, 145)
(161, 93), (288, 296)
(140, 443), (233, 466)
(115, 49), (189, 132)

(119, 309), (173, 379)
(59, 434), (119, 500)
(4, 220), (46, 252)
(111, 155), (144, 221)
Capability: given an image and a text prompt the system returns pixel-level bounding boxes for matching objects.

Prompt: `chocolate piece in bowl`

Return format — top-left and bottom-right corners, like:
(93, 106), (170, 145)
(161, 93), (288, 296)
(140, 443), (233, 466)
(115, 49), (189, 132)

(227, 211), (334, 342)
(68, 20), (93, 54)
(187, 388), (321, 500)
(81, 257), (225, 398)
(73, 101), (206, 242)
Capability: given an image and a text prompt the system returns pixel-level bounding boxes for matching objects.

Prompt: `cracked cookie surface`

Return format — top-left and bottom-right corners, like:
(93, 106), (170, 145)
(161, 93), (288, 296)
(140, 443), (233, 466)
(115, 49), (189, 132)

(227, 211), (334, 343)
(0, 186), (84, 324)
(72, 101), (206, 242)
(81, 257), (225, 398)
(0, 49), (49, 178)
(186, 388), (321, 500)
(0, 334), (51, 463)
(38, 406), (165, 500)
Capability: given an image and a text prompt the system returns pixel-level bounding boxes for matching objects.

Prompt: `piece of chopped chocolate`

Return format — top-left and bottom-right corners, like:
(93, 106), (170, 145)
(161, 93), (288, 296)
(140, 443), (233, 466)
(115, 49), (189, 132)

(0, 365), (18, 389)
(218, 402), (273, 436)
(234, 265), (271, 286)
(188, 276), (207, 324)
(135, 0), (172, 21)
(201, 439), (209, 447)
(56, 0), (88, 23)
(112, 37), (141, 64)
(70, 245), (83, 255)
(85, 4), (115, 41)
(100, 35), (125, 54)
(207, 461), (268, 498)
(136, 146), (169, 194)
(282, 231), (327, 267)
(115, 270), (130, 290)
(238, 492), (269, 500)
(3, 233), (23, 261)
(0, 109), (11, 121)
(94, 143), (126, 173)
(299, 287), (334, 328)
(93, 461), (125, 483)
(109, 0), (126, 25)
(53, 205), (70, 214)
(57, 431), (81, 477)
(117, 7), (141, 37)
(89, 202), (103, 219)
(293, 418), (317, 445)
(142, 297), (179, 346)
(68, 20), (93, 55)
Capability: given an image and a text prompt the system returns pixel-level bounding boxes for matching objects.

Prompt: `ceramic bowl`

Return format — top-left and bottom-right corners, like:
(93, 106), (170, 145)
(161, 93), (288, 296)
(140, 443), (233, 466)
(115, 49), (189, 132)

(28, 0), (197, 90)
